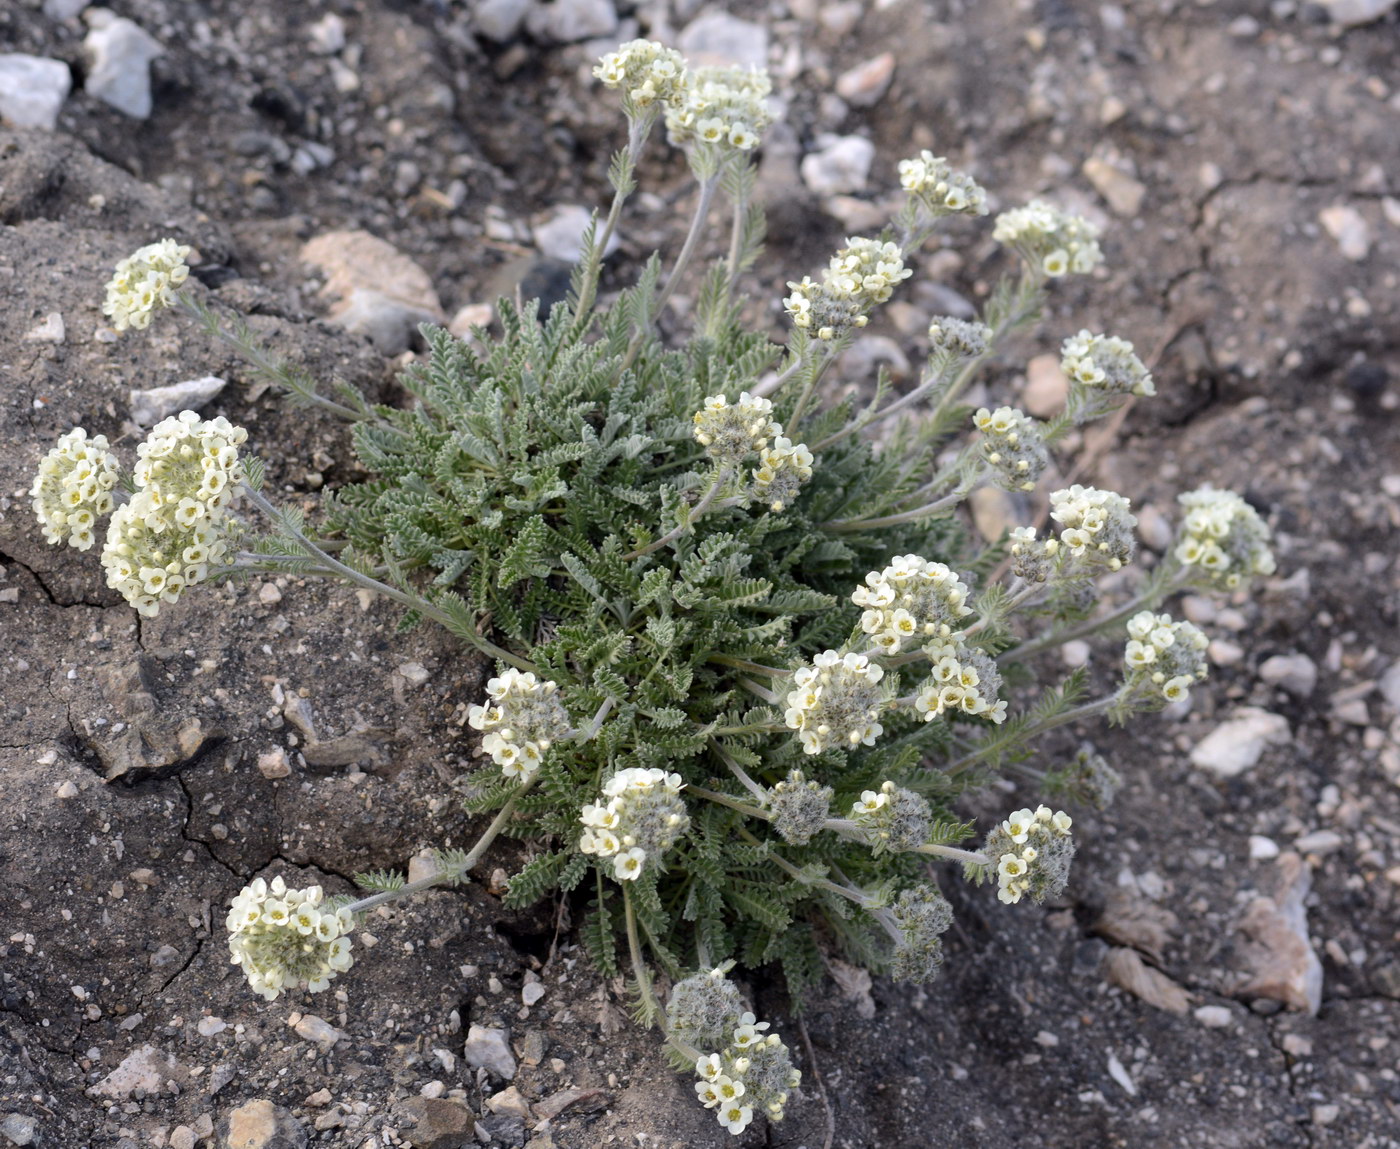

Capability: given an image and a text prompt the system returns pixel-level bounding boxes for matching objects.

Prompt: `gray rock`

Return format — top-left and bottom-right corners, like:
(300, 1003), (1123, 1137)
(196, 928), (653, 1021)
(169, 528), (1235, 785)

(1235, 852), (1323, 1015)
(1082, 156), (1146, 218)
(396, 1097), (475, 1149)
(0, 1114), (38, 1147)
(306, 13), (346, 54)
(215, 1100), (306, 1149)
(485, 1086), (532, 1119)
(470, 0), (533, 42)
(1293, 829), (1344, 856)
(1259, 653), (1318, 698)
(88, 1045), (185, 1100)
(23, 312), (66, 344)
(463, 1024), (517, 1080)
(301, 230), (444, 355)
(129, 376), (227, 426)
(1193, 1005), (1233, 1028)
(1378, 660), (1400, 713)
(476, 1114), (526, 1147)
(1317, 0), (1398, 27)
(800, 135), (875, 196)
(525, 0), (617, 44)
(678, 10), (768, 69)
(0, 55), (71, 131)
(292, 1014), (344, 1048)
(532, 205), (618, 264)
(83, 9), (163, 120)
(43, 0), (89, 19)
(1189, 708), (1290, 778)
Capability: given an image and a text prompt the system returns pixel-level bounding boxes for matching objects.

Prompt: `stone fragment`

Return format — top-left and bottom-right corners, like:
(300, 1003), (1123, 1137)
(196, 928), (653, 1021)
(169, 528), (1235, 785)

(217, 1099), (307, 1149)
(129, 376), (227, 426)
(256, 747), (291, 779)
(307, 13), (346, 54)
(44, 0), (89, 18)
(1249, 835), (1280, 861)
(1103, 946), (1191, 1014)
(1259, 653), (1318, 698)
(1023, 353), (1070, 417)
(83, 9), (163, 120)
(301, 231), (444, 355)
(533, 1087), (609, 1119)
(463, 1024), (517, 1080)
(521, 981), (546, 1006)
(23, 313), (66, 343)
(1234, 852), (1324, 1015)
(89, 1045), (186, 1100)
(1293, 829), (1343, 856)
(1095, 891), (1177, 964)
(1193, 1005), (1233, 1028)
(1082, 156), (1146, 217)
(292, 1014), (344, 1048)
(1316, 0), (1399, 28)
(800, 135), (876, 196)
(967, 487), (1021, 547)
(169, 1127), (196, 1149)
(532, 205), (618, 264)
(1189, 708), (1289, 778)
(1378, 660), (1400, 713)
(525, 0), (618, 44)
(1319, 204), (1372, 262)
(0, 55), (71, 130)
(678, 11), (768, 69)
(0, 1114), (38, 1146)
(486, 1087), (532, 1119)
(396, 1097), (475, 1149)
(449, 302), (495, 339)
(470, 0), (533, 43)
(397, 661), (432, 687)
(476, 1115), (526, 1147)
(196, 1016), (227, 1036)
(835, 53), (896, 108)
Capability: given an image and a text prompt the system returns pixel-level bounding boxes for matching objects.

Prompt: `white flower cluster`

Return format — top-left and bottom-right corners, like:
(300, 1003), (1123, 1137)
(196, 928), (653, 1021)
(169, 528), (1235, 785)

(468, 668), (573, 781)
(1061, 330), (1155, 399)
(695, 1012), (801, 1134)
(102, 238), (190, 332)
(665, 65), (772, 153)
(784, 650), (887, 754)
(973, 406), (1047, 493)
(912, 638), (1007, 724)
(984, 806), (1075, 905)
(1123, 610), (1209, 704)
(852, 554), (973, 655)
(100, 411), (246, 617)
(579, 767), (690, 882)
(226, 876), (354, 1001)
(593, 39), (687, 110)
(693, 392), (780, 464)
(751, 436), (814, 512)
(1174, 487), (1276, 590)
(927, 316), (992, 360)
(1048, 485), (1137, 572)
(897, 151), (989, 216)
(992, 200), (1103, 278)
(784, 237), (912, 341)
(30, 428), (120, 550)
(850, 780), (932, 855)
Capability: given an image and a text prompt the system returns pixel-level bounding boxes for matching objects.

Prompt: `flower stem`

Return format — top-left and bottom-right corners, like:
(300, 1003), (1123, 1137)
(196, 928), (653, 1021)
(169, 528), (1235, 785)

(822, 488), (967, 533)
(621, 465), (732, 561)
(945, 691), (1124, 777)
(623, 884), (662, 1028)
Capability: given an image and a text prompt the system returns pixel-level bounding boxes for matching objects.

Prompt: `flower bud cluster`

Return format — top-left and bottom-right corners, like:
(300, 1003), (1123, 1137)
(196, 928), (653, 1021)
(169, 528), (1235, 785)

(889, 883), (953, 984)
(750, 436), (814, 512)
(1048, 485), (1137, 572)
(593, 39), (687, 110)
(1123, 610), (1209, 705)
(665, 65), (772, 153)
(783, 650), (887, 755)
(767, 769), (834, 846)
(897, 151), (989, 217)
(1061, 330), (1155, 401)
(102, 238), (191, 332)
(992, 200), (1103, 278)
(468, 668), (573, 781)
(850, 780), (932, 855)
(784, 237), (912, 341)
(579, 767), (690, 882)
(1057, 745), (1122, 810)
(913, 639), (1008, 724)
(100, 411), (246, 617)
(31, 428), (120, 550)
(927, 316), (992, 360)
(973, 406), (1047, 492)
(226, 877), (355, 1000)
(851, 554), (973, 655)
(693, 392), (780, 465)
(1174, 487), (1276, 590)
(984, 806), (1075, 905)
(691, 1001), (801, 1134)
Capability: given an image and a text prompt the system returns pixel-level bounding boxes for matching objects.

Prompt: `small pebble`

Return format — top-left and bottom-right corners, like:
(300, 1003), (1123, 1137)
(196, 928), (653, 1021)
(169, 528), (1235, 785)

(1249, 835), (1281, 861)
(1194, 1005), (1233, 1028)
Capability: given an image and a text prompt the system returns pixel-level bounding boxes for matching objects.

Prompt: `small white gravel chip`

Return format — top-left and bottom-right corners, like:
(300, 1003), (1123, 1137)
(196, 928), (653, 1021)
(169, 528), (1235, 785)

(1194, 1005), (1233, 1028)
(522, 981), (546, 1007)
(1106, 1053), (1137, 1096)
(196, 1016), (227, 1036)
(1249, 835), (1281, 861)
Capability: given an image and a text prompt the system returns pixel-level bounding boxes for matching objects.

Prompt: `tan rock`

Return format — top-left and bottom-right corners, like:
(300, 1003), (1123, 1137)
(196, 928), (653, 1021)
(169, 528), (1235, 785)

(301, 230), (443, 354)
(1103, 946), (1191, 1014)
(1234, 852), (1324, 1014)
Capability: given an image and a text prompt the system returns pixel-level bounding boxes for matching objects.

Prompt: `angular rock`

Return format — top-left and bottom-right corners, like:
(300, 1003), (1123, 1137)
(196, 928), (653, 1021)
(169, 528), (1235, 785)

(1259, 653), (1318, 698)
(1189, 708), (1290, 778)
(525, 0), (618, 44)
(129, 376), (227, 426)
(1378, 660), (1400, 713)
(292, 1014), (344, 1049)
(301, 231), (444, 355)
(485, 1086), (532, 1119)
(678, 11), (768, 69)
(532, 205), (619, 264)
(463, 1024), (517, 1080)
(216, 1099), (306, 1149)
(0, 55), (71, 131)
(533, 1087), (609, 1120)
(476, 1114), (526, 1147)
(470, 0), (533, 43)
(88, 1045), (186, 1100)
(1193, 1005), (1234, 1028)
(1023, 352), (1070, 417)
(1317, 0), (1399, 28)
(44, 0), (89, 18)
(0, 1114), (39, 1146)
(835, 53), (896, 108)
(1103, 946), (1190, 1015)
(396, 1097), (474, 1149)
(83, 9), (163, 120)
(1094, 890), (1178, 964)
(1319, 204), (1372, 262)
(1083, 156), (1146, 218)
(23, 312), (66, 343)
(1234, 852), (1324, 1015)
(800, 135), (876, 196)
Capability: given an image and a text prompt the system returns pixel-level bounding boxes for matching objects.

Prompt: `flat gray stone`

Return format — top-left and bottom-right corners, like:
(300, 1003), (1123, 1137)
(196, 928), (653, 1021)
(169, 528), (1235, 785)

(800, 135), (875, 196)
(525, 0), (617, 44)
(129, 376), (227, 426)
(0, 55), (71, 131)
(678, 10), (768, 69)
(1189, 708), (1290, 778)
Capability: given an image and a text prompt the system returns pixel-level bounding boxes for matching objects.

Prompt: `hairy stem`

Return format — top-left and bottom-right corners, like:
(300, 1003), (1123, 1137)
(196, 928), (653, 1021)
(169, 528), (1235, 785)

(621, 465), (732, 561)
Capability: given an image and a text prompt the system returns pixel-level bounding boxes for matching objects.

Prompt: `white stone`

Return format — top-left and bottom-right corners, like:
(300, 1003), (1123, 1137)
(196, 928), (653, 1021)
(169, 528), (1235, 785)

(1023, 353), (1069, 418)
(521, 981), (546, 1006)
(398, 661), (432, 686)
(1378, 661), (1400, 713)
(1208, 639), (1244, 667)
(1319, 204), (1372, 262)
(1193, 1005), (1233, 1028)
(1249, 835), (1280, 861)
(196, 1016), (227, 1036)
(24, 312), (66, 343)
(43, 0), (89, 19)
(533, 205), (619, 264)
(678, 10), (768, 69)
(1259, 653), (1318, 698)
(307, 13), (346, 54)
(256, 748), (291, 780)
(525, 0), (618, 44)
(0, 54), (72, 131)
(89, 1044), (182, 1100)
(1293, 829), (1344, 856)
(470, 0), (533, 42)
(835, 53), (896, 108)
(1062, 640), (1091, 669)
(129, 376), (227, 426)
(83, 9), (163, 120)
(1316, 0), (1398, 28)
(293, 1014), (344, 1048)
(463, 1024), (517, 1080)
(1189, 708), (1290, 777)
(800, 135), (876, 196)
(449, 302), (495, 339)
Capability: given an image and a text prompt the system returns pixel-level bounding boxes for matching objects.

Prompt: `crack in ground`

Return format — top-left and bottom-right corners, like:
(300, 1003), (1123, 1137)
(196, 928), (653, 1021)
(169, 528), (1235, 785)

(0, 547), (110, 610)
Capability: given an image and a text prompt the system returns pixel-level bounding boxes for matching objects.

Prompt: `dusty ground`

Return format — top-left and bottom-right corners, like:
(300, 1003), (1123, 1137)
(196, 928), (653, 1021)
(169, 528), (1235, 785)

(2, 1), (1399, 1147)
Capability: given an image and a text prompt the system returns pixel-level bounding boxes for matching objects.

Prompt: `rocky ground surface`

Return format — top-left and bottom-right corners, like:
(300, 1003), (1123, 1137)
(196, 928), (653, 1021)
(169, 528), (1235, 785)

(2, 0), (1400, 1147)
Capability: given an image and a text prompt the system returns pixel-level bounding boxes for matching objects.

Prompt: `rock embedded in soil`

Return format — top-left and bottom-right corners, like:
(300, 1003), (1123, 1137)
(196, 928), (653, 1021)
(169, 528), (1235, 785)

(800, 135), (876, 196)
(1082, 155), (1147, 218)
(1318, 203), (1372, 262)
(87, 1044), (186, 1101)
(464, 1024), (517, 1080)
(1259, 653), (1318, 698)
(216, 1100), (306, 1149)
(525, 0), (618, 45)
(1317, 0), (1400, 27)
(301, 230), (444, 356)
(1189, 707), (1290, 778)
(129, 376), (228, 426)
(1234, 852), (1324, 1015)
(678, 10), (769, 69)
(836, 53), (896, 108)
(83, 9), (163, 120)
(396, 1097), (476, 1149)
(0, 55), (71, 131)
